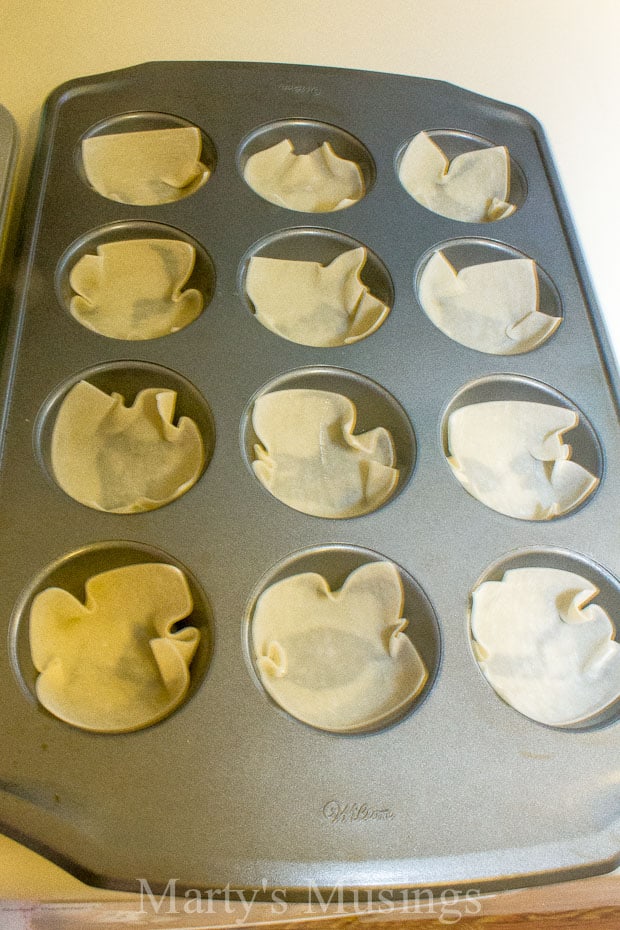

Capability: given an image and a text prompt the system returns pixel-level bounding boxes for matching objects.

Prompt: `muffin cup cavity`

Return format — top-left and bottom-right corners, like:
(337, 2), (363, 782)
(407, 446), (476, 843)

(76, 111), (216, 204)
(244, 544), (440, 734)
(35, 360), (216, 512)
(441, 376), (603, 521)
(396, 129), (527, 221)
(414, 237), (561, 355)
(469, 547), (620, 731)
(241, 366), (416, 517)
(9, 540), (214, 725)
(238, 118), (375, 211)
(56, 221), (216, 340)
(239, 227), (394, 346)
(441, 374), (603, 484)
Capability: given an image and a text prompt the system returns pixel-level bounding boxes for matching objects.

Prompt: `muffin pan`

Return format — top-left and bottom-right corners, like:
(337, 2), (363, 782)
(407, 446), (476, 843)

(0, 61), (618, 897)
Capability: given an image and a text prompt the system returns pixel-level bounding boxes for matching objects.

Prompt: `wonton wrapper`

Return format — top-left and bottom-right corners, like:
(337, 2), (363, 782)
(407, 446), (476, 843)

(252, 389), (399, 518)
(471, 567), (620, 726)
(30, 563), (199, 732)
(51, 381), (204, 513)
(418, 251), (560, 354)
(245, 247), (390, 347)
(399, 131), (516, 222)
(81, 126), (210, 205)
(69, 239), (204, 340)
(252, 562), (427, 731)
(243, 139), (364, 212)
(447, 401), (598, 520)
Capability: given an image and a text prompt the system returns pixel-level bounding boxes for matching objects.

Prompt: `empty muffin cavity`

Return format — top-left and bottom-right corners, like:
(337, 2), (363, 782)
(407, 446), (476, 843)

(240, 227), (393, 346)
(239, 119), (374, 212)
(8, 541), (213, 733)
(77, 111), (216, 205)
(397, 129), (526, 222)
(36, 361), (215, 513)
(244, 545), (440, 733)
(241, 367), (415, 519)
(415, 238), (561, 355)
(469, 548), (620, 730)
(56, 221), (215, 340)
(441, 375), (603, 521)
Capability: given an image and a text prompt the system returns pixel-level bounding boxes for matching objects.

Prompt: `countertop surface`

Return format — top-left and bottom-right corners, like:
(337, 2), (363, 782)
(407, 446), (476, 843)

(0, 0), (618, 921)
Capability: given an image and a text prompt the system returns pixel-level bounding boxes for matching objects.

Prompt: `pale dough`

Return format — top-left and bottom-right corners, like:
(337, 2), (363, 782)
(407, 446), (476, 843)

(399, 131), (515, 222)
(418, 251), (560, 354)
(252, 561), (427, 731)
(82, 126), (210, 205)
(245, 247), (390, 346)
(69, 239), (204, 340)
(252, 389), (399, 518)
(447, 401), (598, 520)
(471, 567), (620, 726)
(30, 563), (200, 732)
(51, 381), (204, 513)
(243, 139), (364, 212)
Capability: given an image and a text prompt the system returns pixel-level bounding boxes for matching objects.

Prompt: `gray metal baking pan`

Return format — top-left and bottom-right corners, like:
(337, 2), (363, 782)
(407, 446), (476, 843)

(0, 61), (618, 898)
(0, 103), (18, 264)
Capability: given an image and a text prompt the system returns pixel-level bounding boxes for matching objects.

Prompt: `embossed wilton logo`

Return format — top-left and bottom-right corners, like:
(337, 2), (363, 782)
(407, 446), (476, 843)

(277, 83), (321, 97)
(322, 800), (396, 824)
